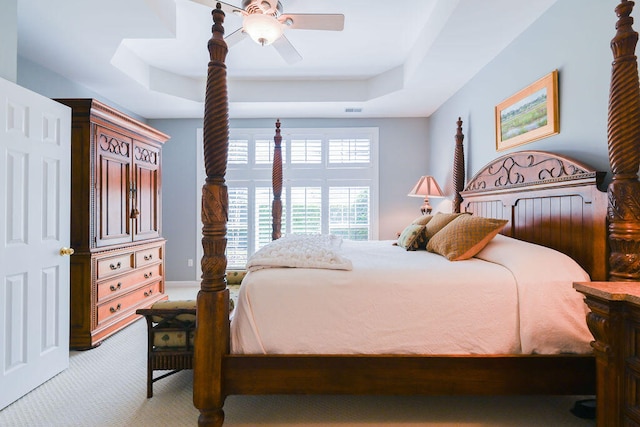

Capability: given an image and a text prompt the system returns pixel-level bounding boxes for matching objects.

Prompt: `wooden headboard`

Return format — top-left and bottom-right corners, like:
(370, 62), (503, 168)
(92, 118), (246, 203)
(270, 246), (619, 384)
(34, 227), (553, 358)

(461, 150), (608, 281)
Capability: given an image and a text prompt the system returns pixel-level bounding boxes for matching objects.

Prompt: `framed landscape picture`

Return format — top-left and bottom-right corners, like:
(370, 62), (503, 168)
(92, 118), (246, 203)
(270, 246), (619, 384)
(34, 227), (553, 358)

(495, 70), (559, 151)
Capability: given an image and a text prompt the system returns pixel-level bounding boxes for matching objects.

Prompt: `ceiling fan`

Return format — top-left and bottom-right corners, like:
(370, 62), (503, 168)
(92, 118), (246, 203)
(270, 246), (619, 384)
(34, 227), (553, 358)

(191, 0), (345, 64)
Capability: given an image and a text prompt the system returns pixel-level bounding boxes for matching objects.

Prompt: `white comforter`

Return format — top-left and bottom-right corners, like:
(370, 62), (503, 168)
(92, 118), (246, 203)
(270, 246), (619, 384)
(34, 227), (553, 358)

(230, 234), (592, 355)
(246, 233), (352, 271)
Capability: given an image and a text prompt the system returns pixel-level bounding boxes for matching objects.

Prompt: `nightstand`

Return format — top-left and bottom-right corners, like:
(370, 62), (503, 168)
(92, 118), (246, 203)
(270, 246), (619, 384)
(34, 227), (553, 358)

(574, 281), (640, 426)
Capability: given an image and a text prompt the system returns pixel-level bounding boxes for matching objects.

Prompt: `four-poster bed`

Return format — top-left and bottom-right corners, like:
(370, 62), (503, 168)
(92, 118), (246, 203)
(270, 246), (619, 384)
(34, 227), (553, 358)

(193, 1), (640, 426)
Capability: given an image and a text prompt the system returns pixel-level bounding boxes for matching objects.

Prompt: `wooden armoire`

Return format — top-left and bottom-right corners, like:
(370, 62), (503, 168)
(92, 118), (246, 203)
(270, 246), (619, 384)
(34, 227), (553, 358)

(57, 99), (169, 349)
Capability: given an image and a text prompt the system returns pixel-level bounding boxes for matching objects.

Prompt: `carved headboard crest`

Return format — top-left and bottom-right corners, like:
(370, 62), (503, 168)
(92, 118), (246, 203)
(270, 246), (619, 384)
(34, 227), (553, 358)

(463, 151), (604, 194)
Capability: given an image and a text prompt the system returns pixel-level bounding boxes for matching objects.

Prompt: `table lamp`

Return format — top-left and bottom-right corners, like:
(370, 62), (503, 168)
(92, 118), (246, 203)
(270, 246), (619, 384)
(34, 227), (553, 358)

(408, 175), (443, 214)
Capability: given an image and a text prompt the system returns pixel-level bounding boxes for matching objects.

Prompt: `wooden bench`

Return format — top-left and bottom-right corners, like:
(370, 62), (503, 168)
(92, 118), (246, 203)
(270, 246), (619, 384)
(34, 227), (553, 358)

(136, 270), (246, 397)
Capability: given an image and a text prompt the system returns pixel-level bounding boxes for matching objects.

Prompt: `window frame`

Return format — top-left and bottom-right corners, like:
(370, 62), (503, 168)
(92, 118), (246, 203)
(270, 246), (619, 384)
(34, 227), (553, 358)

(196, 127), (379, 275)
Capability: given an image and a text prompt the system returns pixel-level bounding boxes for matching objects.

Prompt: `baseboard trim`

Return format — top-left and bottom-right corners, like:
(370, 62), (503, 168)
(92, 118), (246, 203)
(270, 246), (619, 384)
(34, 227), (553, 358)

(165, 281), (199, 289)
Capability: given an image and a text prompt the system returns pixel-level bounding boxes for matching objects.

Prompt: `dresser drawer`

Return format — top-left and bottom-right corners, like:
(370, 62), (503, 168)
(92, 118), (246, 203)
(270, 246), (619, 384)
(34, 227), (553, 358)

(97, 281), (162, 325)
(135, 245), (162, 267)
(97, 263), (162, 302)
(97, 253), (134, 279)
(136, 262), (162, 284)
(97, 271), (138, 302)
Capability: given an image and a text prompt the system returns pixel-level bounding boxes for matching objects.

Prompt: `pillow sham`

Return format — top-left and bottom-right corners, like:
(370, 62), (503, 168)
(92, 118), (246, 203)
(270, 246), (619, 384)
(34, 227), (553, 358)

(426, 214), (508, 261)
(411, 214), (433, 226)
(397, 224), (427, 250)
(424, 212), (468, 239)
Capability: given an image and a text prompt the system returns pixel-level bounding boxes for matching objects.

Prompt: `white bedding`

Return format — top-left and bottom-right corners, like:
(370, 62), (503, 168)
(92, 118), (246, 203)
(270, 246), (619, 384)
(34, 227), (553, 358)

(246, 233), (352, 271)
(230, 234), (593, 355)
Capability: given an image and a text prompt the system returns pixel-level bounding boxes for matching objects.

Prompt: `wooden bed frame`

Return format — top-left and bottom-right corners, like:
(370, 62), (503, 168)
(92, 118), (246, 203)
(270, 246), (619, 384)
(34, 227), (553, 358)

(193, 1), (640, 425)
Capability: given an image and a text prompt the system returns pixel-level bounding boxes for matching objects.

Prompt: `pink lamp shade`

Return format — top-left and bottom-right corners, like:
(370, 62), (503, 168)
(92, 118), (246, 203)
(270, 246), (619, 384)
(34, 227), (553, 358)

(407, 175), (444, 214)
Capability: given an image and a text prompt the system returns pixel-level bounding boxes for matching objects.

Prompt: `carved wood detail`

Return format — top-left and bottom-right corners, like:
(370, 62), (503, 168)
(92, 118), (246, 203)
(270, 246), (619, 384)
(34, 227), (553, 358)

(195, 4), (229, 427)
(576, 284), (630, 427)
(200, 4), (229, 293)
(608, 0), (640, 281)
(99, 134), (130, 157)
(272, 119), (283, 241)
(463, 151), (601, 194)
(134, 145), (158, 165)
(583, 299), (613, 358)
(452, 117), (465, 214)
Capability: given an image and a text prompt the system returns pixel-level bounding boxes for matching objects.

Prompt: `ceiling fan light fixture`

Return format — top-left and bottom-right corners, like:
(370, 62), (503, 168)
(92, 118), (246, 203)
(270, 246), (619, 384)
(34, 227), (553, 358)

(243, 13), (283, 46)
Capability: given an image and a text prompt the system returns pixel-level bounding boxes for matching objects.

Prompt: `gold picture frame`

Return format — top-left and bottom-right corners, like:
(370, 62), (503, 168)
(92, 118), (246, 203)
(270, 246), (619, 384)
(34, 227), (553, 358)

(495, 70), (559, 151)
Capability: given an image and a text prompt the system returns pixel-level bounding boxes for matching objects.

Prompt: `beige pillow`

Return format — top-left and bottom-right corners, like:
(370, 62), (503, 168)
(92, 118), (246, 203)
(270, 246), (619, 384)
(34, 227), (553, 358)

(226, 270), (246, 285)
(397, 224), (427, 250)
(424, 212), (468, 239)
(150, 300), (196, 323)
(411, 214), (433, 226)
(426, 215), (508, 261)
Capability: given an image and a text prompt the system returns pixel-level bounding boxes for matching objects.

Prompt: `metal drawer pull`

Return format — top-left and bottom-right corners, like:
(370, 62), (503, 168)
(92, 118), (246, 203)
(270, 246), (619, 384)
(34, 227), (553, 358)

(110, 282), (122, 292)
(144, 272), (153, 279)
(144, 254), (153, 261)
(144, 289), (154, 297)
(110, 262), (121, 270)
(110, 304), (121, 313)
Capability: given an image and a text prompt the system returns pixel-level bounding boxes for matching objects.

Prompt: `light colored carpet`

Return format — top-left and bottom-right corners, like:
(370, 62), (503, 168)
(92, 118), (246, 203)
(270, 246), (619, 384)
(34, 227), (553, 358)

(0, 283), (596, 427)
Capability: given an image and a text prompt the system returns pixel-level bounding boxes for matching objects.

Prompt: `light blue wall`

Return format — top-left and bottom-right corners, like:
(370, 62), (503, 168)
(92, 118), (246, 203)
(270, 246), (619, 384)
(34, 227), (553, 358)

(1, 0), (17, 82)
(150, 117), (429, 281)
(428, 0), (616, 189)
(17, 57), (144, 122)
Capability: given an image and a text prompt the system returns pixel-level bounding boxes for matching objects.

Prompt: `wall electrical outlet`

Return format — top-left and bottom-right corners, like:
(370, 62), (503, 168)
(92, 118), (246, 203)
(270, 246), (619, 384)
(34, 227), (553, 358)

(187, 259), (194, 267)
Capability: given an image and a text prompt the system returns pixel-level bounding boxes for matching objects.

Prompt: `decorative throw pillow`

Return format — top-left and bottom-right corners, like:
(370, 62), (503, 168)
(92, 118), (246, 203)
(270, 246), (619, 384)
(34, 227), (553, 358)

(424, 212), (468, 240)
(411, 214), (433, 226)
(397, 224), (427, 250)
(426, 215), (508, 261)
(226, 270), (247, 285)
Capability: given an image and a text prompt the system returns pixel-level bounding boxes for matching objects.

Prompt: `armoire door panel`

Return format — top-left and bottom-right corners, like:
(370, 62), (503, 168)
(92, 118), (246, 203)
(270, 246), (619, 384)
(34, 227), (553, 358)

(133, 141), (161, 241)
(134, 165), (159, 240)
(97, 156), (131, 246)
(95, 126), (132, 247)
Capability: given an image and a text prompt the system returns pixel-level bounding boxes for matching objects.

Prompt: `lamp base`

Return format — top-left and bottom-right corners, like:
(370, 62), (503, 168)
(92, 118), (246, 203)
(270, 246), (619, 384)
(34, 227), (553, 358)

(421, 198), (433, 215)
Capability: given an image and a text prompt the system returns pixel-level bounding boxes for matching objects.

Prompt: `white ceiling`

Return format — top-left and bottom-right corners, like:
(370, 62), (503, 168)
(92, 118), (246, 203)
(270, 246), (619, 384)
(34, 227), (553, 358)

(17, 0), (558, 119)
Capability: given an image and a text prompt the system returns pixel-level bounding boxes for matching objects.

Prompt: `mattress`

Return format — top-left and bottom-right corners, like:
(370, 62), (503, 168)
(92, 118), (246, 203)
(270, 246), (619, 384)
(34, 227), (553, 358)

(230, 234), (592, 355)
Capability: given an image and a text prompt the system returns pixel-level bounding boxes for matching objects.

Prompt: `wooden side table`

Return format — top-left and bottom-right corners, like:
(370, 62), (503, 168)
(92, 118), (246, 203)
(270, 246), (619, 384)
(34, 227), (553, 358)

(574, 281), (640, 426)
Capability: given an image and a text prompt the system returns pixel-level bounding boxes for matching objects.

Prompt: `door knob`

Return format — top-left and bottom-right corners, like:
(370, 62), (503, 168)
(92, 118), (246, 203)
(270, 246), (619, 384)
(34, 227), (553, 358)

(59, 247), (75, 256)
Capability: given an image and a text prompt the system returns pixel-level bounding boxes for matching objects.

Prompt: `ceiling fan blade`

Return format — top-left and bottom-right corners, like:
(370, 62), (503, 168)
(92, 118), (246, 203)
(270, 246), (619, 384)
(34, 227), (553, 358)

(188, 0), (244, 17)
(225, 27), (247, 46)
(272, 35), (302, 64)
(279, 14), (345, 31)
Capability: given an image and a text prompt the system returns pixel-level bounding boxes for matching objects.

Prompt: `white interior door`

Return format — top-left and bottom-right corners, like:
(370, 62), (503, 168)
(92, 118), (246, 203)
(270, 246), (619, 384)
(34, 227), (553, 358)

(0, 78), (71, 410)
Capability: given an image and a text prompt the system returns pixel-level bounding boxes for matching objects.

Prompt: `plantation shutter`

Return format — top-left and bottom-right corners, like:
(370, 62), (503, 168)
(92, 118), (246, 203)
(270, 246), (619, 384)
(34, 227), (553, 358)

(223, 127), (378, 269)
(290, 187), (322, 234)
(227, 187), (249, 268)
(329, 186), (370, 240)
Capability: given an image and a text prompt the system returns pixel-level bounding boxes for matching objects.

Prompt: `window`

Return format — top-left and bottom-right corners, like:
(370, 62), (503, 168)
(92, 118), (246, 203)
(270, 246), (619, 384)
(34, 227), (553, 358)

(197, 127), (379, 270)
(328, 186), (370, 239)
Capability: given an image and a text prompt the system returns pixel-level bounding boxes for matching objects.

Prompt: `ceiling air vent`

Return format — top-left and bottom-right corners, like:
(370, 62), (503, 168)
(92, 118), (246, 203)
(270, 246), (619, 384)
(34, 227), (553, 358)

(345, 108), (362, 113)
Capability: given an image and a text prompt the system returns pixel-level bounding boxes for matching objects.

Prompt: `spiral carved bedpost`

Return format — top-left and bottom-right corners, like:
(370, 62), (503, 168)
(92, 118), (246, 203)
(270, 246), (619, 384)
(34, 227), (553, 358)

(194, 4), (229, 427)
(607, 0), (640, 281)
(272, 119), (283, 241)
(452, 117), (465, 214)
